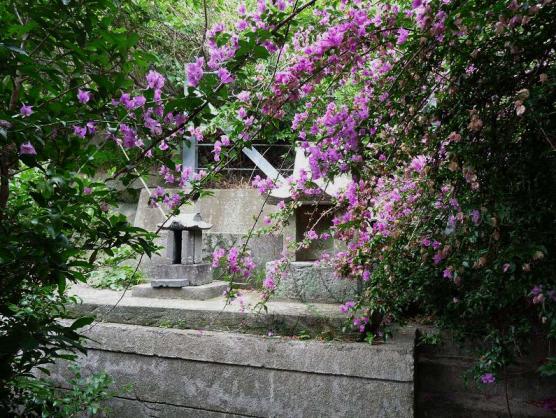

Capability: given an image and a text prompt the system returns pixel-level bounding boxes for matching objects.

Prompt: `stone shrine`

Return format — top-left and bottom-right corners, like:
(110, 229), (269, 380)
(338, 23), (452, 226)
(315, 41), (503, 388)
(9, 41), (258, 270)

(133, 212), (229, 299)
(268, 145), (357, 303)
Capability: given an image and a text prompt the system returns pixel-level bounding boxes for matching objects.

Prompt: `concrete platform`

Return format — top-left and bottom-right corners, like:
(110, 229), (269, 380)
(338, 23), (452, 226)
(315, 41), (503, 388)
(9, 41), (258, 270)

(68, 284), (346, 335)
(132, 281), (228, 300)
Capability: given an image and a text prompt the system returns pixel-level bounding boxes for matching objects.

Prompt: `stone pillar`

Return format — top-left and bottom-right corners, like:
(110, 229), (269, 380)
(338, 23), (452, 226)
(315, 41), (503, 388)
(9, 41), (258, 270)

(166, 230), (182, 264)
(183, 230), (195, 265)
(193, 229), (203, 263)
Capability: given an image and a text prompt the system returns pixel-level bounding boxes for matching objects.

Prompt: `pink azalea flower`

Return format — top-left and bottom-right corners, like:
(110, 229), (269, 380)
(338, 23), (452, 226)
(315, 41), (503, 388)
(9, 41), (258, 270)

(19, 141), (37, 155)
(480, 373), (495, 384)
(20, 104), (33, 117)
(340, 300), (356, 313)
(362, 269), (370, 281)
(146, 70), (165, 90)
(77, 89), (91, 104)
(396, 28), (410, 45)
(306, 230), (318, 240)
(217, 68), (235, 84)
(236, 91), (250, 102)
(186, 58), (205, 87)
(263, 276), (276, 290)
(471, 209), (481, 225)
(410, 155), (427, 173)
(433, 252), (443, 265)
(73, 125), (87, 138)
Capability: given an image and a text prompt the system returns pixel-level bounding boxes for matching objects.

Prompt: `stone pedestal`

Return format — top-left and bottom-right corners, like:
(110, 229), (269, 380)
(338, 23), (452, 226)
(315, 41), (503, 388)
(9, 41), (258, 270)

(146, 262), (212, 288)
(270, 261), (358, 303)
(132, 281), (228, 300)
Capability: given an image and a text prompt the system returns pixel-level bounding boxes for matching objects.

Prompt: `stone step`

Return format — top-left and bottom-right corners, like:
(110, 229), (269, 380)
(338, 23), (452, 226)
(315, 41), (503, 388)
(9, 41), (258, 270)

(132, 281), (229, 300)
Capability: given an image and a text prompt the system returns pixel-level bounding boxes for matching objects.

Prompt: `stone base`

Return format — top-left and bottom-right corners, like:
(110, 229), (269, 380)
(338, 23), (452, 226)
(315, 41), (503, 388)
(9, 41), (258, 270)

(272, 261), (357, 303)
(132, 281), (228, 300)
(149, 278), (188, 288)
(145, 262), (212, 287)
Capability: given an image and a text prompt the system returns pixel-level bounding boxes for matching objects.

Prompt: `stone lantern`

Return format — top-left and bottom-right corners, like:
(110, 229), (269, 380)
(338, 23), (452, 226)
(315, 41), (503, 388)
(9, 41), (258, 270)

(151, 212), (213, 288)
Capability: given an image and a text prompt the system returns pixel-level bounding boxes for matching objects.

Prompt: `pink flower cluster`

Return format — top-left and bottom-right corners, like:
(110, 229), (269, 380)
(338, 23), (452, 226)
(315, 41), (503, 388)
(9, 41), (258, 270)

(212, 246), (256, 279)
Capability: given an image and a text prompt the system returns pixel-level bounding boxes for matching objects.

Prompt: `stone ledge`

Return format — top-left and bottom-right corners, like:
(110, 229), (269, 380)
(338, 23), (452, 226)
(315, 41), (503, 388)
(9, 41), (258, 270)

(144, 262), (212, 286)
(133, 281), (228, 300)
(68, 284), (346, 335)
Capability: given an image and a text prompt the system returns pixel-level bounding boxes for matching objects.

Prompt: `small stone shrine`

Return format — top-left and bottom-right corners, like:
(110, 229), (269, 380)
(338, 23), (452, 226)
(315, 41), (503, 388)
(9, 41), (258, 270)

(268, 145), (357, 303)
(133, 212), (229, 300)
(151, 212), (212, 288)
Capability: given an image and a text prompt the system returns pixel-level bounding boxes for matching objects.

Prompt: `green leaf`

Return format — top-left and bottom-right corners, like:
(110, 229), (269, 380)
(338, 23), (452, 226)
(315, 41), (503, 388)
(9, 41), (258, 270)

(70, 316), (95, 330)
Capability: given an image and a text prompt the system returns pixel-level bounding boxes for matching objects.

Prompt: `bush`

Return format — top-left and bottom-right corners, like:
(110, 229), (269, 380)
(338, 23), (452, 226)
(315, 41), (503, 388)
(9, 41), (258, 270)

(12, 365), (117, 417)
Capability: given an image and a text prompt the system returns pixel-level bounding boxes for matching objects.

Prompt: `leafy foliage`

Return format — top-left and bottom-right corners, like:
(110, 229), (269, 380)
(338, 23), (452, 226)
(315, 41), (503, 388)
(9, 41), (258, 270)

(12, 365), (117, 417)
(0, 0), (156, 412)
(87, 246), (145, 290)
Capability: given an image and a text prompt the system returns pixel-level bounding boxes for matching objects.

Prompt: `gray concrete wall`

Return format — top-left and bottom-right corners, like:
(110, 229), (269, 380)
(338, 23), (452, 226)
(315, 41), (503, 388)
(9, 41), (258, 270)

(134, 188), (278, 234)
(50, 322), (415, 418)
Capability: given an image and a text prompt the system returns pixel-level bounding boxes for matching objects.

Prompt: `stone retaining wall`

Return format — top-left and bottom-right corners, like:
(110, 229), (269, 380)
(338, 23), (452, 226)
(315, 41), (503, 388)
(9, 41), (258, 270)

(416, 331), (556, 417)
(50, 322), (415, 418)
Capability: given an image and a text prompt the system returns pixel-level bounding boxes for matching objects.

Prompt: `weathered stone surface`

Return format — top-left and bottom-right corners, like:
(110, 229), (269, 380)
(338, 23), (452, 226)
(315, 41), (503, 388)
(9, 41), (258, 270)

(67, 284), (346, 335)
(101, 396), (247, 417)
(203, 233), (283, 267)
(271, 261), (357, 303)
(49, 322), (415, 418)
(134, 188), (278, 233)
(150, 278), (189, 288)
(116, 202), (138, 225)
(133, 281), (228, 300)
(143, 262), (212, 286)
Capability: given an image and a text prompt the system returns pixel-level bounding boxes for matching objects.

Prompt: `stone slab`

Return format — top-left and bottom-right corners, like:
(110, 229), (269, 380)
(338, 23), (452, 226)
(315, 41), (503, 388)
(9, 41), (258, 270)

(67, 284), (346, 335)
(133, 281), (228, 300)
(69, 321), (416, 382)
(49, 322), (415, 418)
(98, 395), (247, 417)
(272, 261), (358, 303)
(151, 279), (189, 288)
(144, 262), (212, 286)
